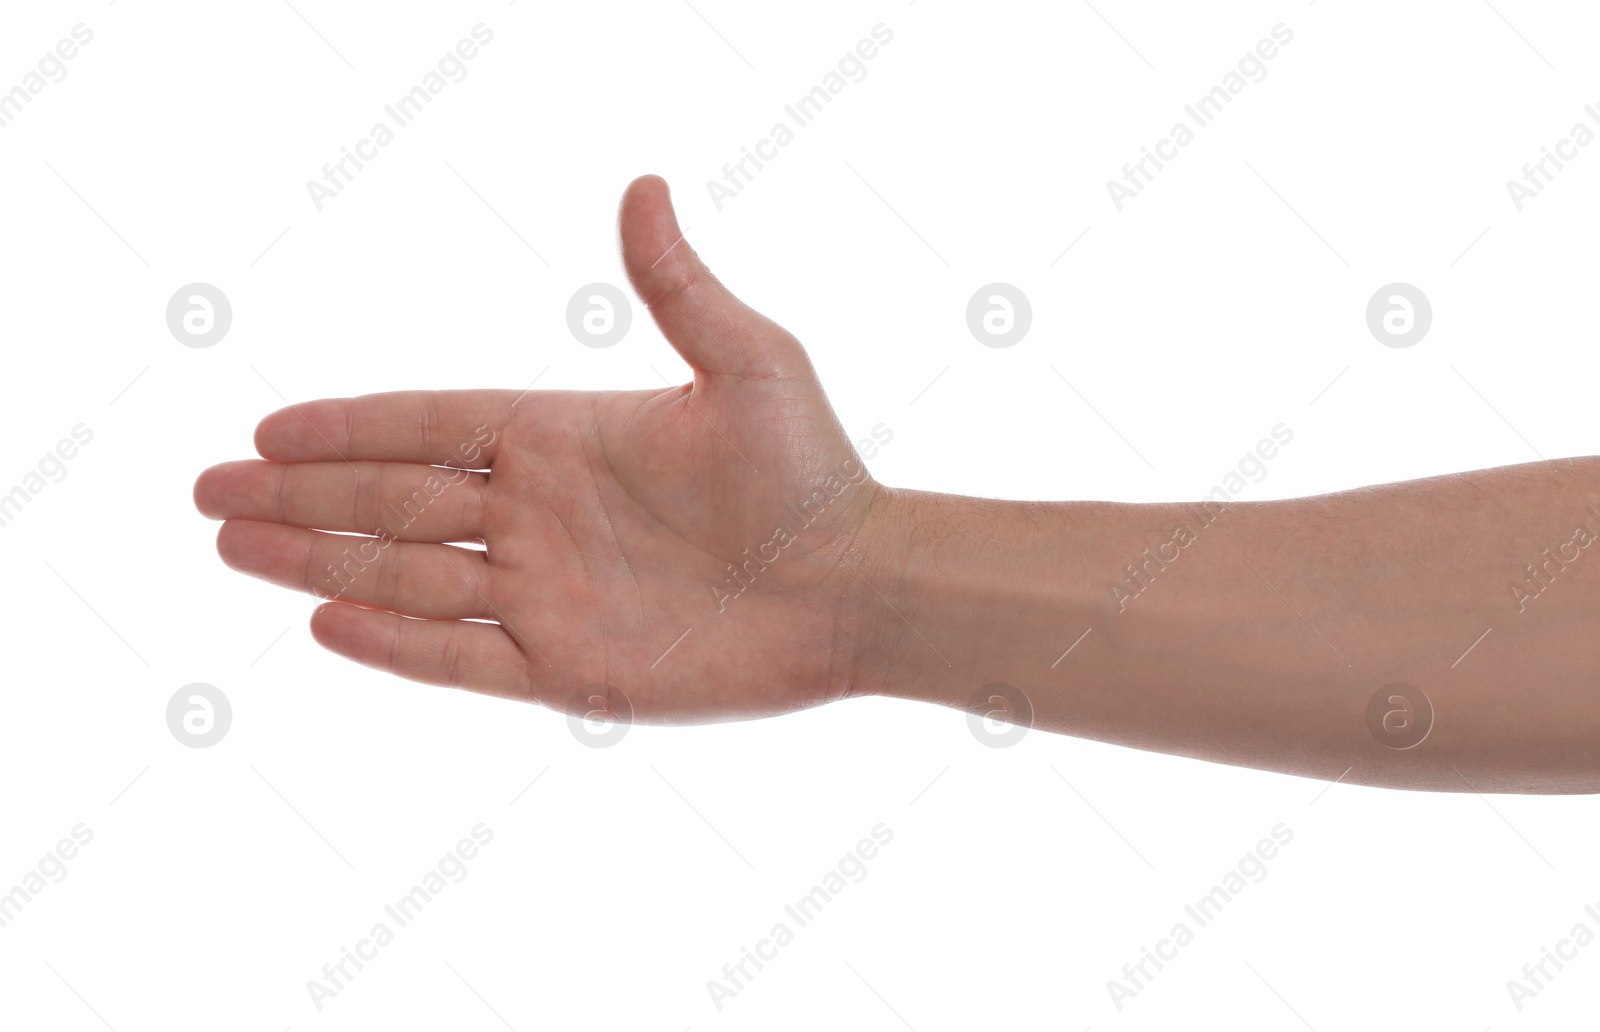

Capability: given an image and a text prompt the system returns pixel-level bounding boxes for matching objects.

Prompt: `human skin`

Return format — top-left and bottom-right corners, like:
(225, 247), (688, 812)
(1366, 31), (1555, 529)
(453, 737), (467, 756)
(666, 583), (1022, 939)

(194, 175), (1600, 795)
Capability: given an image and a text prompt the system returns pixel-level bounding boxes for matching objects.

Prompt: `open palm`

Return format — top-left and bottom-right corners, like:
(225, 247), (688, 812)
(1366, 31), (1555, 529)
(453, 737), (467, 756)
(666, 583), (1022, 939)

(195, 176), (892, 723)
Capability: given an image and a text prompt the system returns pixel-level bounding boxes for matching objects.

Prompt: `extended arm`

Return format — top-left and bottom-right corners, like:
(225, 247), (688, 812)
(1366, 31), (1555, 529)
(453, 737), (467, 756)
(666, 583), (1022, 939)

(196, 174), (1600, 795)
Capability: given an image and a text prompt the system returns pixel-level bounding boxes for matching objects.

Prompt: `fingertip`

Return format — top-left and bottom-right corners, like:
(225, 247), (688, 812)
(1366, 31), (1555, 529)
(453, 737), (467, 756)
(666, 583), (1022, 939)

(309, 601), (368, 662)
(309, 600), (342, 643)
(192, 460), (252, 519)
(619, 174), (684, 280)
(213, 518), (244, 569)
(311, 598), (375, 647)
(621, 173), (670, 219)
(254, 400), (338, 461)
(309, 601), (393, 671)
(214, 518), (280, 577)
(193, 464), (222, 519)
(253, 407), (291, 459)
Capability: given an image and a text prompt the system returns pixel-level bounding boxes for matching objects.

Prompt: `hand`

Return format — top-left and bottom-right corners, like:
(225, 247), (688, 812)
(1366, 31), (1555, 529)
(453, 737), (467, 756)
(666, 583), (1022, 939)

(194, 175), (894, 724)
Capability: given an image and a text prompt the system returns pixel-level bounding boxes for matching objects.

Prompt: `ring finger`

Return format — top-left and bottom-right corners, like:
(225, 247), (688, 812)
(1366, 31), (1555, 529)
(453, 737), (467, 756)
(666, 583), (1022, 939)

(216, 519), (496, 619)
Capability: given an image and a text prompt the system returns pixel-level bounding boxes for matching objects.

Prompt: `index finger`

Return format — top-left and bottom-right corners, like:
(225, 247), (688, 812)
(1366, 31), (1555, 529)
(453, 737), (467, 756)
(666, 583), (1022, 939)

(254, 390), (519, 466)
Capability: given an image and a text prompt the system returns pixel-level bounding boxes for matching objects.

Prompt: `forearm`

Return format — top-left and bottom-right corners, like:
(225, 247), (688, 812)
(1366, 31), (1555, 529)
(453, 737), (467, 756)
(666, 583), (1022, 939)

(847, 457), (1600, 793)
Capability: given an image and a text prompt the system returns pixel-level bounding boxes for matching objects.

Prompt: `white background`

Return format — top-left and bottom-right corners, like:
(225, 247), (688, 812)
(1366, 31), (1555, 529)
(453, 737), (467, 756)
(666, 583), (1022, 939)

(1, 0), (1597, 1029)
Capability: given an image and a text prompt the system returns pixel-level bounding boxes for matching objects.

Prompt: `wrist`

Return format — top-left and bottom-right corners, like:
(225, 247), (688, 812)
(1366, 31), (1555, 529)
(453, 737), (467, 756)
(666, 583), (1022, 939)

(836, 487), (1059, 707)
(836, 487), (1144, 723)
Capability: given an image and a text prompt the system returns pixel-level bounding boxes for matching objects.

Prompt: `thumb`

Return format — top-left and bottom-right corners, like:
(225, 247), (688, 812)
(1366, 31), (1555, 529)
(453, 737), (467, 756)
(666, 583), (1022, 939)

(619, 174), (802, 379)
